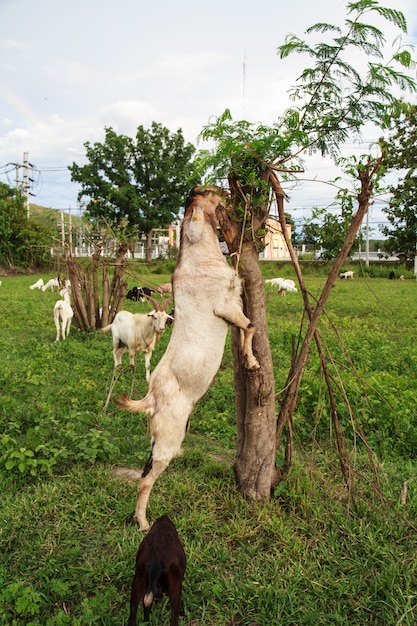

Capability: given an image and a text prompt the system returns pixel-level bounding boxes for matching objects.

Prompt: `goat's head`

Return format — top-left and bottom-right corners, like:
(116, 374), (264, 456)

(145, 294), (174, 333)
(183, 185), (228, 244)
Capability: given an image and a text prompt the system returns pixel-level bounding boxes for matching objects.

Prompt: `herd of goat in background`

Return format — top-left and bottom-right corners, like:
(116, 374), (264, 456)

(26, 185), (405, 624)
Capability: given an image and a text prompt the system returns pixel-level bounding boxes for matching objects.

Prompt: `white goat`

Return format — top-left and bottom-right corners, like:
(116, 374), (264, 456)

(42, 278), (60, 292)
(116, 186), (260, 530)
(29, 278), (44, 290)
(266, 277), (297, 296)
(156, 282), (173, 295)
(101, 296), (173, 384)
(54, 288), (74, 341)
(340, 271), (354, 279)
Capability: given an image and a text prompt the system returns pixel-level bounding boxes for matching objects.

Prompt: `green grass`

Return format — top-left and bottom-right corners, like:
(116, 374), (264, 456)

(1, 267), (417, 625)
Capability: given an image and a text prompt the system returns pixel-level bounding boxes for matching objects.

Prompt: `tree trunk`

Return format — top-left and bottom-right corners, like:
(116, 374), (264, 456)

(231, 240), (280, 499)
(217, 197), (280, 500)
(66, 243), (128, 331)
(145, 231), (153, 263)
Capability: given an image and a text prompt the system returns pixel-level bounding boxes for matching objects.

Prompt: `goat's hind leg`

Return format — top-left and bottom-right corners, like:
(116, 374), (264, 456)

(127, 567), (146, 626)
(134, 457), (169, 531)
(54, 312), (61, 342)
(167, 563), (184, 626)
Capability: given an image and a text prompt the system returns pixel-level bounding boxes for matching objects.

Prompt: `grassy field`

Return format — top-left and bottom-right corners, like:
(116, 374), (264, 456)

(1, 264), (417, 625)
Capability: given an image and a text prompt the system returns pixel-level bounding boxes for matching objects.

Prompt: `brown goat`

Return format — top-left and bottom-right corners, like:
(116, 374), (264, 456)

(127, 515), (186, 626)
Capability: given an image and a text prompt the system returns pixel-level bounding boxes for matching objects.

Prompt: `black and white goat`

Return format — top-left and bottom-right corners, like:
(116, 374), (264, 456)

(116, 186), (260, 530)
(126, 286), (155, 302)
(127, 515), (186, 626)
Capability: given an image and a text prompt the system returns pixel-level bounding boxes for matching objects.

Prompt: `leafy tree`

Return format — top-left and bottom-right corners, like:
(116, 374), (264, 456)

(298, 216), (322, 248)
(302, 178), (369, 259)
(69, 123), (199, 261)
(0, 182), (52, 269)
(300, 206), (357, 258)
(380, 102), (417, 260)
(198, 0), (416, 501)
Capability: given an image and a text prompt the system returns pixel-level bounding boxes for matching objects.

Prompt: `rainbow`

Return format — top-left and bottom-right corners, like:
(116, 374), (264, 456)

(0, 84), (41, 126)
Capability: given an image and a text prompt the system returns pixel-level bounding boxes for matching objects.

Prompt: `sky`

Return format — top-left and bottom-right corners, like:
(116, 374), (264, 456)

(1, 0), (416, 235)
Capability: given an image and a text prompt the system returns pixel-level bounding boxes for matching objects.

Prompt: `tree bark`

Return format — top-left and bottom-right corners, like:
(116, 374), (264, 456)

(146, 231), (153, 263)
(217, 196), (280, 500)
(231, 241), (280, 498)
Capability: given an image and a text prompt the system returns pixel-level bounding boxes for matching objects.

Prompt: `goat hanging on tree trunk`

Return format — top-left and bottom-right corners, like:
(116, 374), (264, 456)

(116, 185), (260, 530)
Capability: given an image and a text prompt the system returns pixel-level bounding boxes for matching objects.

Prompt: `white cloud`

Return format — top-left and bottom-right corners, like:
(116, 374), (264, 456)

(98, 100), (159, 135)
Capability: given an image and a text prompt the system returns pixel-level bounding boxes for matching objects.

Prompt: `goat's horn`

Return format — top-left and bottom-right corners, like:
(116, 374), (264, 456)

(162, 297), (172, 312)
(144, 293), (160, 311)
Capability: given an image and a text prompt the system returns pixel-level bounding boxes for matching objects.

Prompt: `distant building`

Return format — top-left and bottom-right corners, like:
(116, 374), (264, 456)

(259, 217), (292, 260)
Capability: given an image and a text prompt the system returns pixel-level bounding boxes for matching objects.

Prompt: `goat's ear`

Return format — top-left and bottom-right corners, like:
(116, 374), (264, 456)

(147, 310), (156, 317)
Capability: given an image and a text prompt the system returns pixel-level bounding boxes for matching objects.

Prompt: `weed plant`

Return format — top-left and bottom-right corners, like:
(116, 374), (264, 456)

(0, 268), (416, 625)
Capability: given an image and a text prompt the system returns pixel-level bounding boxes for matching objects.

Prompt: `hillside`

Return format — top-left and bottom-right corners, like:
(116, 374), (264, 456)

(29, 203), (83, 231)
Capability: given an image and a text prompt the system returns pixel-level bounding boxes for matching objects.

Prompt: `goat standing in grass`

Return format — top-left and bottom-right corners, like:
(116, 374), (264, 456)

(54, 288), (74, 341)
(101, 296), (172, 411)
(101, 295), (173, 383)
(127, 515), (186, 626)
(116, 186), (260, 530)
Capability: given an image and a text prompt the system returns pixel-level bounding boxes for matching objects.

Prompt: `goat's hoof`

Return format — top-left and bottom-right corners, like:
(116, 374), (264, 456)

(134, 515), (150, 532)
(244, 357), (260, 371)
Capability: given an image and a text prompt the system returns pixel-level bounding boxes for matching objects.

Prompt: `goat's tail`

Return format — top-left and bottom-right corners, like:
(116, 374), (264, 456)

(54, 303), (64, 320)
(115, 393), (154, 415)
(100, 324), (112, 334)
(144, 561), (165, 609)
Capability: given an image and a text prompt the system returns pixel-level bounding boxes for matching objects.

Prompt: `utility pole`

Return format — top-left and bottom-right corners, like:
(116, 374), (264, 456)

(61, 211), (65, 249)
(68, 206), (72, 255)
(22, 152), (30, 217)
(7, 153), (32, 217)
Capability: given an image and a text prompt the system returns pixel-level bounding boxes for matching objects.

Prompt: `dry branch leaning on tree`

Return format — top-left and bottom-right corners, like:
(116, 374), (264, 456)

(270, 156), (385, 493)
